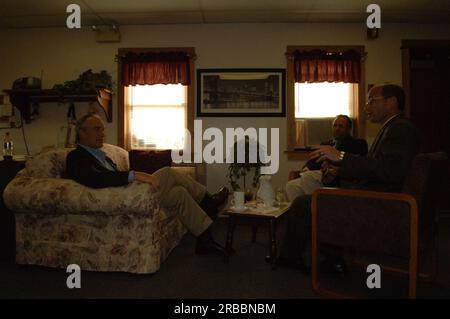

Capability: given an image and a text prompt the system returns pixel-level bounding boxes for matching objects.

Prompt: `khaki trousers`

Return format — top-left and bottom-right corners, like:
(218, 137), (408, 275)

(285, 170), (323, 201)
(153, 167), (212, 237)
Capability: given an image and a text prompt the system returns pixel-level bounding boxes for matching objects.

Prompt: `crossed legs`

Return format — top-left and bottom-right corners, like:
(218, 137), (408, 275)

(152, 167), (228, 255)
(153, 167), (211, 236)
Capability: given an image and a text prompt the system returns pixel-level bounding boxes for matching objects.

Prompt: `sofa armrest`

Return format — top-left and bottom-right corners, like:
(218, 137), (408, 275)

(3, 176), (159, 217)
(311, 187), (418, 257)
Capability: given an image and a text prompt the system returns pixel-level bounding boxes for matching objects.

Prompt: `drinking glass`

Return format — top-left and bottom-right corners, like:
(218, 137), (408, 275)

(275, 187), (287, 206)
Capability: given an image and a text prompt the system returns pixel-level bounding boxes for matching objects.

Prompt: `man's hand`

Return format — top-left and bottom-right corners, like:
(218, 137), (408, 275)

(310, 145), (341, 164)
(134, 171), (160, 191)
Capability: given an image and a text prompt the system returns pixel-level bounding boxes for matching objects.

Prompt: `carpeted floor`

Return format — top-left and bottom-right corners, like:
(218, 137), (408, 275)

(1, 217), (450, 299)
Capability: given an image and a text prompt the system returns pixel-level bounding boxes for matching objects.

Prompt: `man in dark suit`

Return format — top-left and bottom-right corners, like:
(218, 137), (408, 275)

(66, 113), (229, 256)
(278, 84), (422, 273)
(286, 115), (368, 200)
(305, 115), (368, 171)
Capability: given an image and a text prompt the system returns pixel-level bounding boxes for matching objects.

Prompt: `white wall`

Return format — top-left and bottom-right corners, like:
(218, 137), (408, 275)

(1, 22), (449, 191)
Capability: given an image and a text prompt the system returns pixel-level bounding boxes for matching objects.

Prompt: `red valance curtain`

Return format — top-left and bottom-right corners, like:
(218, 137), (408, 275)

(119, 51), (191, 86)
(293, 49), (361, 83)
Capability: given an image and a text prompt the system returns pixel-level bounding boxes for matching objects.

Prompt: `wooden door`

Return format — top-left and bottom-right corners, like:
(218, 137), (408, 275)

(402, 40), (450, 212)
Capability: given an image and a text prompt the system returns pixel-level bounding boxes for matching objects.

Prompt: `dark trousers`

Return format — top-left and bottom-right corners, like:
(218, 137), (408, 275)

(279, 195), (312, 261)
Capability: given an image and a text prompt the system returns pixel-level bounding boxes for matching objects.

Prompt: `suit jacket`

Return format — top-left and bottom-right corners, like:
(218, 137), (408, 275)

(66, 146), (130, 188)
(339, 115), (422, 192)
(304, 135), (368, 171)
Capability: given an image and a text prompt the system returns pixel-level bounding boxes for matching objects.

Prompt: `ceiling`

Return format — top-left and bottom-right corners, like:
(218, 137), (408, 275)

(1, 0), (449, 29)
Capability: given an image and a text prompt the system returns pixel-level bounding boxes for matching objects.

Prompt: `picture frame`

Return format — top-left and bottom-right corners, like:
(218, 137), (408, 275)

(197, 68), (286, 117)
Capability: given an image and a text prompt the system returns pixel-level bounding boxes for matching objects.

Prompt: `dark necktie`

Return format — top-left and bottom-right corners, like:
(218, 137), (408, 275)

(368, 126), (386, 157)
(104, 157), (118, 171)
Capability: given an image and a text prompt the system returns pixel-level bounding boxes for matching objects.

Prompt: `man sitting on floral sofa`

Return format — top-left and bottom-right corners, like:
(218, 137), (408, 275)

(67, 113), (229, 256)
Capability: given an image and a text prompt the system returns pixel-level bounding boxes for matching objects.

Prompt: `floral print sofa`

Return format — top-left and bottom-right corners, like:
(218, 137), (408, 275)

(3, 144), (190, 274)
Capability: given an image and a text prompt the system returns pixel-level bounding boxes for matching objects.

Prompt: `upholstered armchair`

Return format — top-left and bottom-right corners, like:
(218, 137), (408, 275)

(3, 144), (195, 274)
(311, 152), (448, 298)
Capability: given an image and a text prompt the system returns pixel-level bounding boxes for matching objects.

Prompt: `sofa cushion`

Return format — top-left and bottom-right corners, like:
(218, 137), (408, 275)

(129, 149), (172, 174)
(25, 148), (73, 178)
(101, 143), (130, 171)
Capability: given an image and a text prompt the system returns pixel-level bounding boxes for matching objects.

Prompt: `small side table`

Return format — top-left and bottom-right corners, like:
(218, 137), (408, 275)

(222, 202), (291, 269)
(0, 158), (26, 262)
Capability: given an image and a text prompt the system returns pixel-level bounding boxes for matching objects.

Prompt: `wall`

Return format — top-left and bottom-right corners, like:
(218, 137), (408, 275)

(1, 22), (449, 192)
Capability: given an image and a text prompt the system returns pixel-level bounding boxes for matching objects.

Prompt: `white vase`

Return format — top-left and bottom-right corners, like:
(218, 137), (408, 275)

(256, 174), (275, 207)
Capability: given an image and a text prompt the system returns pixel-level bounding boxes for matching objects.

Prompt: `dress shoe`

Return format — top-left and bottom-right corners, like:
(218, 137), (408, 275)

(320, 256), (347, 275)
(195, 238), (228, 256)
(200, 187), (230, 218)
(272, 256), (311, 274)
(208, 187), (229, 208)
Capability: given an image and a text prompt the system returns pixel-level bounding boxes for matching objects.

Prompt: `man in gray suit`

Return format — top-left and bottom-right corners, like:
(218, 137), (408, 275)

(277, 84), (422, 273)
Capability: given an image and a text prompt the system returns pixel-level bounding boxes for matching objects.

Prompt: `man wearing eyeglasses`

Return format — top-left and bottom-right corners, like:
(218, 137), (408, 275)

(312, 84), (422, 191)
(277, 84), (422, 273)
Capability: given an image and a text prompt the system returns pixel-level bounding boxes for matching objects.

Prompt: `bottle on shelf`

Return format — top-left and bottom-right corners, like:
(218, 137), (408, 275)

(3, 131), (13, 160)
(9, 106), (16, 128)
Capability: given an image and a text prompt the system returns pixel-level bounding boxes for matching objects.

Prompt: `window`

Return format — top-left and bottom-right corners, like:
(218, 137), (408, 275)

(295, 82), (355, 118)
(127, 84), (187, 150)
(294, 82), (357, 148)
(286, 46), (365, 159)
(117, 48), (195, 150)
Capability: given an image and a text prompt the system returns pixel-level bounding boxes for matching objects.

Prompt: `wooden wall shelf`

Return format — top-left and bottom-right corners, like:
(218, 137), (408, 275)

(3, 89), (112, 123)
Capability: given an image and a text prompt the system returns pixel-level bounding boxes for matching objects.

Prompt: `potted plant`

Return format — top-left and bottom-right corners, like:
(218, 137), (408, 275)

(226, 137), (265, 201)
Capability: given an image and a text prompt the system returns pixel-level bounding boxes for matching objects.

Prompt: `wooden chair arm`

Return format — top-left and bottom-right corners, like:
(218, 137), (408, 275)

(312, 187), (418, 206)
(311, 187), (419, 298)
(311, 188), (418, 253)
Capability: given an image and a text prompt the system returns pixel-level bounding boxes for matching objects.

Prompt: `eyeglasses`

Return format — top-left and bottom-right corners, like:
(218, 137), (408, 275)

(366, 96), (386, 105)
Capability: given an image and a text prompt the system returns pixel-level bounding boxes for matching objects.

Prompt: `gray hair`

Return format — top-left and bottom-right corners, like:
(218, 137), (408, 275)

(75, 113), (103, 132)
(75, 113), (103, 142)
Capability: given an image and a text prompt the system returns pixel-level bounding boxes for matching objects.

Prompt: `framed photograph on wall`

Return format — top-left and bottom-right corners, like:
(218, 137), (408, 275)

(197, 68), (286, 117)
